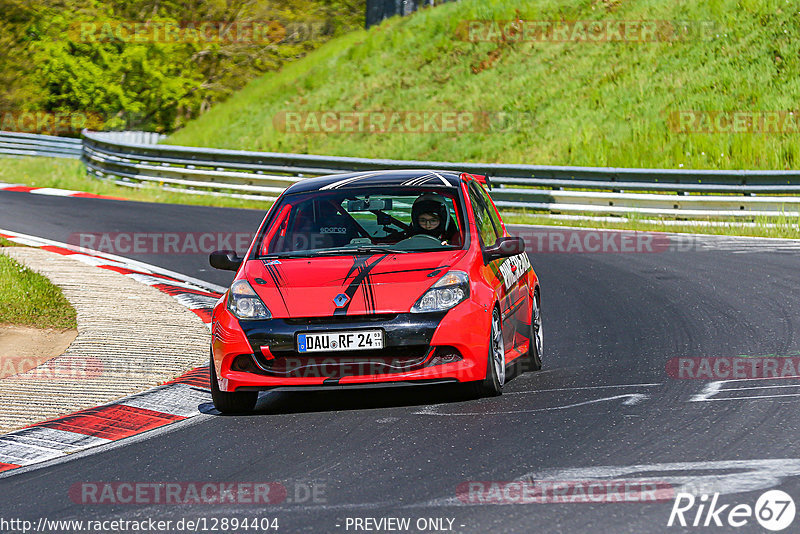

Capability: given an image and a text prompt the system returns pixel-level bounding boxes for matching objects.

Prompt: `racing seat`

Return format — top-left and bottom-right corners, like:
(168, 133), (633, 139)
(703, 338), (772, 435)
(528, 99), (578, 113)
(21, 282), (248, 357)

(308, 201), (362, 248)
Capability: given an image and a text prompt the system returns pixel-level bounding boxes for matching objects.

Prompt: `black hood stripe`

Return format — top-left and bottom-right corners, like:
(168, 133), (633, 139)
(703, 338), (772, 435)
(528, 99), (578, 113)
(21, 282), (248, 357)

(262, 260), (289, 313)
(328, 265), (449, 284)
(334, 254), (389, 315)
(375, 265), (450, 276)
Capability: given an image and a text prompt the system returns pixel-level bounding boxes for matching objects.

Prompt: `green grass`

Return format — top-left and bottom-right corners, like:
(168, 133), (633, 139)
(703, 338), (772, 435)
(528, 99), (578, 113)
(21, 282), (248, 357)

(0, 249), (77, 329)
(0, 157), (271, 210)
(166, 0), (800, 171)
(505, 211), (800, 239)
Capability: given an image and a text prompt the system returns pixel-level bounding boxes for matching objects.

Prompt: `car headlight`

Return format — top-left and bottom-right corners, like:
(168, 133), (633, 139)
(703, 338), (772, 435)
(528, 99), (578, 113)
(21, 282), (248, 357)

(227, 280), (271, 320)
(411, 270), (470, 313)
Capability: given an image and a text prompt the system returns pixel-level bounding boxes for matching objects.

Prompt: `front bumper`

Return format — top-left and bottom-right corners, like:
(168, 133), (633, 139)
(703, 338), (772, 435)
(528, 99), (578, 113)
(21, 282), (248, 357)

(211, 300), (491, 391)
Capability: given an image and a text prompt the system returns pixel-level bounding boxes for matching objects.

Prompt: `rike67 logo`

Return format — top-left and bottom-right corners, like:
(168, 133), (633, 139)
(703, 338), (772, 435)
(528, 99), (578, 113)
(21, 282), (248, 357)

(668, 490), (796, 531)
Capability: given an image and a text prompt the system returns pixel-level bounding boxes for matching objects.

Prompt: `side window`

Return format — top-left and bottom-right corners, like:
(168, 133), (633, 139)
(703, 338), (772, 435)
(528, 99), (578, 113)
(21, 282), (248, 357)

(468, 184), (500, 246)
(477, 185), (503, 236)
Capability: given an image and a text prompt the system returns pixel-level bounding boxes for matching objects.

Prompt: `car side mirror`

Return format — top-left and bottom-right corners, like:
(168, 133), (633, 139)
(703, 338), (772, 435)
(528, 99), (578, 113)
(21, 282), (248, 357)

(484, 236), (525, 262)
(209, 250), (243, 271)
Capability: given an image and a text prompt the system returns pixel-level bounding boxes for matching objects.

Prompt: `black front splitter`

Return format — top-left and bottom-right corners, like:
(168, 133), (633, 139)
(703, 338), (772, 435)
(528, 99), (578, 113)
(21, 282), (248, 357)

(236, 377), (461, 392)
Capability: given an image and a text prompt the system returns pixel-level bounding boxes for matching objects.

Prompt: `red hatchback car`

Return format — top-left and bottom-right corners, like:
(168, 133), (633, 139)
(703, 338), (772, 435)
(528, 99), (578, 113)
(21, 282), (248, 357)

(209, 170), (542, 413)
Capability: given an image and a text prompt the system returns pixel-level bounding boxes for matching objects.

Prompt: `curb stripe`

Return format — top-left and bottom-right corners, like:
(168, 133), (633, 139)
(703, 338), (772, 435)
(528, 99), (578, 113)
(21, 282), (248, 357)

(40, 245), (79, 255)
(0, 441), (65, 465)
(190, 308), (214, 322)
(1, 186), (35, 193)
(0, 229), (222, 326)
(165, 367), (211, 388)
(0, 183), (127, 201)
(154, 285), (220, 299)
(29, 188), (82, 197)
(0, 229), (226, 294)
(0, 360), (212, 475)
(0, 427), (110, 451)
(118, 384), (212, 418)
(70, 192), (127, 200)
(98, 265), (186, 285)
(41, 405), (185, 441)
(0, 229), (220, 475)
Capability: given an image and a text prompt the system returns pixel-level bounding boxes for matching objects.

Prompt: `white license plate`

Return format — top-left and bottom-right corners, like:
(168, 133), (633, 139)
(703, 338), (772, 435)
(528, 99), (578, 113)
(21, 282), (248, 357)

(297, 330), (384, 353)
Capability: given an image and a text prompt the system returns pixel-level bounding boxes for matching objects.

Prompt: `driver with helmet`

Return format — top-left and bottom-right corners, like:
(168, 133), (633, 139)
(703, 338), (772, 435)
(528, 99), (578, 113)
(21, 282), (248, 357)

(406, 193), (459, 244)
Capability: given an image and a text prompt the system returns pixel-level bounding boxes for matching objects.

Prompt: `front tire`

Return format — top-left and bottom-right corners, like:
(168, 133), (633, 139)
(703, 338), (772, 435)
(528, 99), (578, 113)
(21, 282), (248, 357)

(210, 353), (258, 414)
(469, 307), (505, 397)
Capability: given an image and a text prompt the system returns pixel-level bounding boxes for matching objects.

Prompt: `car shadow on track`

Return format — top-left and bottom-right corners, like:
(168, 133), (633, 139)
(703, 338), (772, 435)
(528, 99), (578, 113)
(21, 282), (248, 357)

(201, 366), (537, 417)
(257, 384), (477, 416)
(198, 384), (492, 417)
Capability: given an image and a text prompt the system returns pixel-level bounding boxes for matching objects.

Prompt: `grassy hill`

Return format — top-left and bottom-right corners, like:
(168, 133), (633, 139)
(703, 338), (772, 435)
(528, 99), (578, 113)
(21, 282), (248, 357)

(166, 0), (800, 171)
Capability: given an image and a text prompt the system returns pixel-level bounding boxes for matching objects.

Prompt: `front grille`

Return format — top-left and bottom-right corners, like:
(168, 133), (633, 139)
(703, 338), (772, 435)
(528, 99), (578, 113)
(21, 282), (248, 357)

(252, 346), (432, 378)
(241, 312), (447, 354)
(284, 314), (398, 325)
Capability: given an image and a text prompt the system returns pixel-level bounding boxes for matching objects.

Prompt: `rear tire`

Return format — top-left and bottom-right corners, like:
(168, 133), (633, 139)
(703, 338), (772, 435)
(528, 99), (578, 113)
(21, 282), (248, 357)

(526, 291), (543, 372)
(469, 308), (505, 397)
(210, 353), (258, 414)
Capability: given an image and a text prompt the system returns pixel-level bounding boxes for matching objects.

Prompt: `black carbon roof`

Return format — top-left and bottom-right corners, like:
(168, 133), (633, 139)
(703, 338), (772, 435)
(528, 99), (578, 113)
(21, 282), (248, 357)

(284, 170), (464, 194)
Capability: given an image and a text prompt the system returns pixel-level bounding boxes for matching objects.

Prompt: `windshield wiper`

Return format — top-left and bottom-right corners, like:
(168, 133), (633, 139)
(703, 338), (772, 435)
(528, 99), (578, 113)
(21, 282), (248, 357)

(261, 247), (410, 258)
(314, 246), (409, 255)
(260, 251), (317, 259)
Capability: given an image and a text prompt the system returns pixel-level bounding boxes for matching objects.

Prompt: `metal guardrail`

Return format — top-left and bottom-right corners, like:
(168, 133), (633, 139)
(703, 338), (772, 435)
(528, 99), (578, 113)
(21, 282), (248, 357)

(0, 131), (82, 159)
(81, 129), (800, 217)
(5, 129), (800, 217)
(90, 131), (166, 145)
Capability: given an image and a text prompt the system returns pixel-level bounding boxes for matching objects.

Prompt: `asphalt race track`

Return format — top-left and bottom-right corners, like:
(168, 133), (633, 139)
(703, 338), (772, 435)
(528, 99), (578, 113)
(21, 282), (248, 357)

(2, 189), (800, 533)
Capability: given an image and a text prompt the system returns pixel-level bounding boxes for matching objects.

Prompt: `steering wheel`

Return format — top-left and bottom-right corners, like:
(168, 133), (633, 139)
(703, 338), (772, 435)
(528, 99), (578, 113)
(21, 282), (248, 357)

(395, 233), (444, 248)
(413, 234), (442, 243)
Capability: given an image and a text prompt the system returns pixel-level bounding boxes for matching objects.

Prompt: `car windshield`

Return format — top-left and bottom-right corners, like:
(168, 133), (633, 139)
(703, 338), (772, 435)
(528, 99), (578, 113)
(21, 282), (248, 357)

(256, 188), (467, 257)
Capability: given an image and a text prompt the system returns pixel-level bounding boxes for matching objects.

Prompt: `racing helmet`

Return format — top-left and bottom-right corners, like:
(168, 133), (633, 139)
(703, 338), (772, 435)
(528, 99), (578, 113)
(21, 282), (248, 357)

(411, 193), (450, 238)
